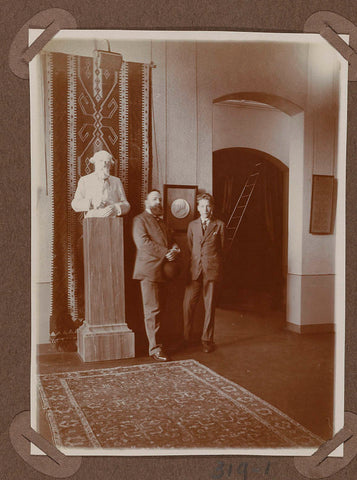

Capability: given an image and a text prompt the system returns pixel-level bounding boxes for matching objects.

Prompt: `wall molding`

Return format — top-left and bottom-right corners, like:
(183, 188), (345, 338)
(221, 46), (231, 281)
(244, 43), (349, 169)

(37, 343), (58, 355)
(214, 101), (278, 112)
(286, 322), (335, 334)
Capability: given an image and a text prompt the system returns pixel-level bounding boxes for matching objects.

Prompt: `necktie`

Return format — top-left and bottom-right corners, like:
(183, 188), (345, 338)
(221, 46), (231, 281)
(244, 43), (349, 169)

(202, 220), (208, 232)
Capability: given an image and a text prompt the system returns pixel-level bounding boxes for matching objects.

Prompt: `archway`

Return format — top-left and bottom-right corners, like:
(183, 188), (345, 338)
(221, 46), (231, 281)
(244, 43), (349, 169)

(213, 148), (288, 312)
(212, 92), (304, 322)
(213, 92), (302, 116)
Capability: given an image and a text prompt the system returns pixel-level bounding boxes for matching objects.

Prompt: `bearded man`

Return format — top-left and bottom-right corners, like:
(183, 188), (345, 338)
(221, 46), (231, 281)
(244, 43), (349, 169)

(71, 150), (130, 217)
(132, 190), (180, 362)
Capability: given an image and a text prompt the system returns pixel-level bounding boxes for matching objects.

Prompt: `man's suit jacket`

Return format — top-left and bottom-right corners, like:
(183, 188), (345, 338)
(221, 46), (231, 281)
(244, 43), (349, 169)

(187, 217), (225, 282)
(132, 210), (173, 283)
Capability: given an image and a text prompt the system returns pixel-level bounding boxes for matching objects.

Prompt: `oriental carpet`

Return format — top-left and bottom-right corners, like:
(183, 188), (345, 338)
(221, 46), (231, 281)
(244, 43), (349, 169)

(38, 359), (322, 450)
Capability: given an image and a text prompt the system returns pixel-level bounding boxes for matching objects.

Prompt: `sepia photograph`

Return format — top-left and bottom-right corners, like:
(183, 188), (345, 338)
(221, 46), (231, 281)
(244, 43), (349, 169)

(30, 30), (347, 455)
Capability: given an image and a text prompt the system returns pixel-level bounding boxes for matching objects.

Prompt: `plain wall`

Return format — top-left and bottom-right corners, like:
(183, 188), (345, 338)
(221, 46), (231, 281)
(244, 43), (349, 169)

(212, 105), (290, 165)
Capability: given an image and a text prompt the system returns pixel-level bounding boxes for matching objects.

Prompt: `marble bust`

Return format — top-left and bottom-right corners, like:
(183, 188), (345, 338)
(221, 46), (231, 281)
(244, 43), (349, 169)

(71, 150), (130, 218)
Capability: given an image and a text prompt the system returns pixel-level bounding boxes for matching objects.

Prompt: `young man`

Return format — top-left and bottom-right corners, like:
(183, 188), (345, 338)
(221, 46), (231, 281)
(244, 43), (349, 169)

(183, 193), (225, 353)
(132, 190), (180, 362)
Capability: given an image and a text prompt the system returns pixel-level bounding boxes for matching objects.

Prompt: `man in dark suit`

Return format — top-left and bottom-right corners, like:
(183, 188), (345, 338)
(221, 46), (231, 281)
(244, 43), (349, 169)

(133, 190), (180, 362)
(183, 193), (225, 353)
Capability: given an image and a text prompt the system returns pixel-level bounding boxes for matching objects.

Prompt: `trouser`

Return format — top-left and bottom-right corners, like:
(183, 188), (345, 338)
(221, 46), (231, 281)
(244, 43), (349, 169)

(183, 274), (217, 344)
(140, 279), (166, 355)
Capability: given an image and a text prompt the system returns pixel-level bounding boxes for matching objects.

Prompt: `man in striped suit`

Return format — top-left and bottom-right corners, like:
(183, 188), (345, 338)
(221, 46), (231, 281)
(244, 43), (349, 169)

(133, 190), (180, 362)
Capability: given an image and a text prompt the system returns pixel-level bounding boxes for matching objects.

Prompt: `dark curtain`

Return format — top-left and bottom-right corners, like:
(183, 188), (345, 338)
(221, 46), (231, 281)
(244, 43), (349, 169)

(262, 164), (282, 245)
(213, 148), (285, 309)
(44, 51), (152, 351)
(261, 164), (284, 297)
(222, 176), (234, 218)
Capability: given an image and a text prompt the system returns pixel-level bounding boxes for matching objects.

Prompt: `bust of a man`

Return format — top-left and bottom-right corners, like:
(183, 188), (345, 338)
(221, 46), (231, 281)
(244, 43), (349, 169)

(71, 150), (130, 218)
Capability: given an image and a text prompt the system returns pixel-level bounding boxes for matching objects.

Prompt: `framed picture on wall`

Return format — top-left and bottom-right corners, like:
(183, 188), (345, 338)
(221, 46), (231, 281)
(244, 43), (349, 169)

(164, 184), (198, 231)
(310, 174), (335, 234)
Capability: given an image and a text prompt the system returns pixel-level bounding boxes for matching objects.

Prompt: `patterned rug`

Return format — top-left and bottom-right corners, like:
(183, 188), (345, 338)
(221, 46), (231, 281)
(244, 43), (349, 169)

(38, 360), (322, 450)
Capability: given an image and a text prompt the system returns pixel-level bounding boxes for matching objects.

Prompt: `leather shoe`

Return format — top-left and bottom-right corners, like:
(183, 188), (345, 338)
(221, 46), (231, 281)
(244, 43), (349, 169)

(151, 350), (171, 362)
(202, 342), (215, 353)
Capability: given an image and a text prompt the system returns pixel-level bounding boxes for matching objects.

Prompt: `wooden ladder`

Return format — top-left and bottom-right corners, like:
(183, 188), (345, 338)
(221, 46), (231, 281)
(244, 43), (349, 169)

(226, 163), (262, 250)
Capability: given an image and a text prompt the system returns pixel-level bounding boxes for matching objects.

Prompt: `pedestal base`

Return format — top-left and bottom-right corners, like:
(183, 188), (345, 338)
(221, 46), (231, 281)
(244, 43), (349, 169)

(77, 322), (135, 362)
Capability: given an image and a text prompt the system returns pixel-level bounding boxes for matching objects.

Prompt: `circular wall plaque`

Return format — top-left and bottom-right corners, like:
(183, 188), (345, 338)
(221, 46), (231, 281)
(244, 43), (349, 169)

(170, 198), (190, 219)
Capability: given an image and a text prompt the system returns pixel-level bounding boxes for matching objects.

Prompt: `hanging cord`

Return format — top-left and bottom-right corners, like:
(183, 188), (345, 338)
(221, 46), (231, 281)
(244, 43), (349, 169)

(151, 93), (162, 189)
(150, 41), (163, 190)
(92, 38), (111, 56)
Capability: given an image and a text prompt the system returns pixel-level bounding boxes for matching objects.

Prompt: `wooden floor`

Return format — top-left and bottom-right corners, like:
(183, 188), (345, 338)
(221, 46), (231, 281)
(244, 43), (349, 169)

(37, 303), (335, 442)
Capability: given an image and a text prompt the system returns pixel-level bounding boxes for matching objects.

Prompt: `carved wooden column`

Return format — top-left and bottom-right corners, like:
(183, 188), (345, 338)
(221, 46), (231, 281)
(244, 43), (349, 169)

(77, 217), (135, 362)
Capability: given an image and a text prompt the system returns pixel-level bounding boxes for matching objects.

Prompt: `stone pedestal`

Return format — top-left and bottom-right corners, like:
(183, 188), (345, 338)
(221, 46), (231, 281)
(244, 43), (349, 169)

(77, 217), (135, 362)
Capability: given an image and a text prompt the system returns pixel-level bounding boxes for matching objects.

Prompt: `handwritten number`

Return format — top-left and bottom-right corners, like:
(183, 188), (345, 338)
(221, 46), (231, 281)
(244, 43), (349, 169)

(237, 463), (248, 480)
(211, 461), (225, 479)
(211, 461), (268, 479)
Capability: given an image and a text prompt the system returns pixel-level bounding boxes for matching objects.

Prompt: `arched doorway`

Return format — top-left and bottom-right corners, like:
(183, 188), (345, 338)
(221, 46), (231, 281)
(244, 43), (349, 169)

(212, 92), (304, 324)
(213, 148), (288, 312)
